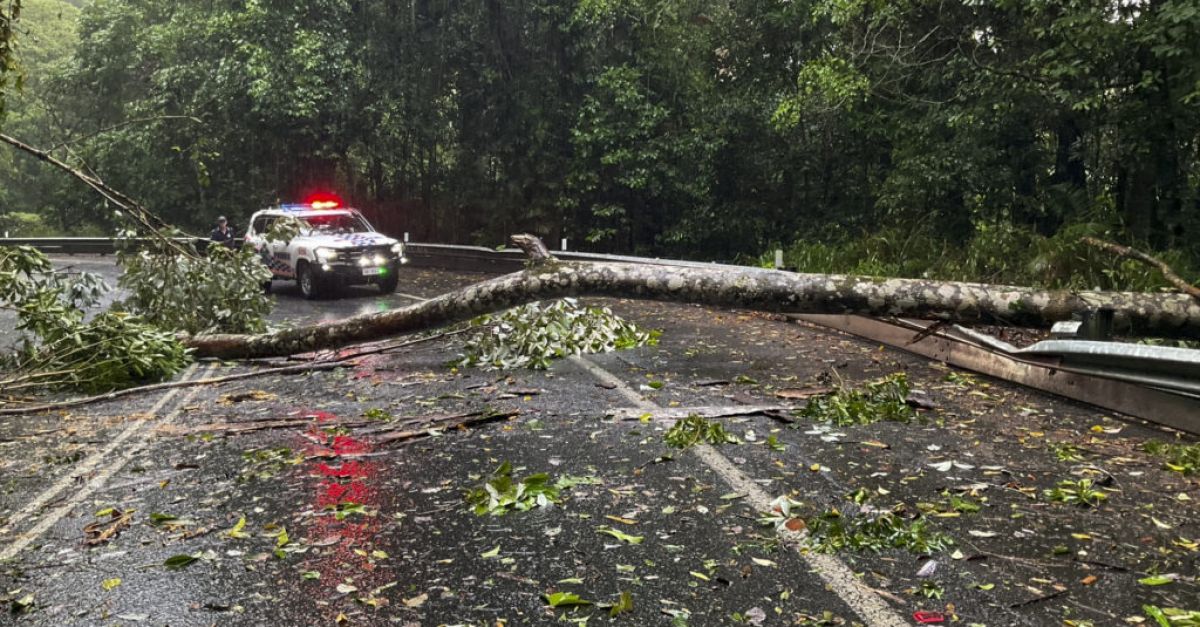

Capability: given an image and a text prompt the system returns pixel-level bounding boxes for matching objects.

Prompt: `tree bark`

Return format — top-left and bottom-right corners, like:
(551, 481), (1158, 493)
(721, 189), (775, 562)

(182, 236), (1200, 360)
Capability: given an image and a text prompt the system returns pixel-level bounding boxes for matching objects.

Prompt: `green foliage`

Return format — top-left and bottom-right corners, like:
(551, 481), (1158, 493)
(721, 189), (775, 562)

(0, 211), (52, 236)
(1144, 605), (1200, 627)
(457, 298), (659, 370)
(1143, 440), (1200, 476)
(777, 212), (1199, 291)
(805, 508), (953, 554)
(26, 310), (188, 393)
(798, 373), (915, 426)
(465, 462), (597, 516)
(664, 414), (741, 448)
(239, 447), (303, 482)
(1049, 442), (1085, 463)
(117, 241), (272, 335)
(1044, 478), (1108, 507)
(1, 245), (189, 395)
(0, 0), (21, 118)
(8, 0), (1200, 277)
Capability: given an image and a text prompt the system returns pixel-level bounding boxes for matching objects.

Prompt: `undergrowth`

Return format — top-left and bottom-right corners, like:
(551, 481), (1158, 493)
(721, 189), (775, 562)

(457, 298), (659, 370)
(764, 214), (1196, 292)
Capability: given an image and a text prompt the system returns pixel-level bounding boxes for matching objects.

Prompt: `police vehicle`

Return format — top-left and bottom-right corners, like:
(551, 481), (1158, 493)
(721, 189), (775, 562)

(244, 200), (407, 299)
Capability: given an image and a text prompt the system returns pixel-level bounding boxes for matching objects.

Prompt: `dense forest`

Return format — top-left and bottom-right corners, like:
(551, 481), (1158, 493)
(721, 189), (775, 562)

(2, 0), (1199, 288)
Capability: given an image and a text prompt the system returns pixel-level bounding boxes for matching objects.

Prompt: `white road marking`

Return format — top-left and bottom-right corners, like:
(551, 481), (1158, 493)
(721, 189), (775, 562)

(571, 354), (909, 627)
(299, 289), (904, 624)
(0, 363), (212, 560)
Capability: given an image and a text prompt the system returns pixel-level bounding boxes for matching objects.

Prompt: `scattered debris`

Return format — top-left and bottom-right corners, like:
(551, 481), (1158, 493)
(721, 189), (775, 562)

(608, 405), (792, 422)
(796, 373), (918, 426)
(457, 298), (659, 370)
(664, 415), (741, 448)
(465, 461), (598, 516)
(83, 508), (134, 546)
(1044, 479), (1109, 507)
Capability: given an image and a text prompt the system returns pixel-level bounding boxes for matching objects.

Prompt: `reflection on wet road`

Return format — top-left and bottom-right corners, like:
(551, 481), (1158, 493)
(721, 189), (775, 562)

(2, 258), (1197, 626)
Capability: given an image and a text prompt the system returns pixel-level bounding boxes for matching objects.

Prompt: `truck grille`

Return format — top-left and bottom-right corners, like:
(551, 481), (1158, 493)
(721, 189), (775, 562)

(341, 246), (391, 263)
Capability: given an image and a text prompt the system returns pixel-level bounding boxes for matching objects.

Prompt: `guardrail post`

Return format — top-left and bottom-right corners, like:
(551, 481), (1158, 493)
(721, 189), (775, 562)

(404, 232), (410, 243)
(561, 238), (568, 252)
(774, 249), (784, 270)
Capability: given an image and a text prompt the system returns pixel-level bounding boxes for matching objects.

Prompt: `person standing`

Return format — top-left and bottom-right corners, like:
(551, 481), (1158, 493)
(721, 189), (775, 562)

(210, 216), (235, 247)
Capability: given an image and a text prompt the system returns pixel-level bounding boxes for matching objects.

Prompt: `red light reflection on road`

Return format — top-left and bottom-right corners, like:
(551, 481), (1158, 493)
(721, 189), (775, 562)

(295, 409), (391, 611)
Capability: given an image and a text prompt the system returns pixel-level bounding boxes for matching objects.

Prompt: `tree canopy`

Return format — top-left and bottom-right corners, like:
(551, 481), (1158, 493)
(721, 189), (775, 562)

(2, 0), (1199, 286)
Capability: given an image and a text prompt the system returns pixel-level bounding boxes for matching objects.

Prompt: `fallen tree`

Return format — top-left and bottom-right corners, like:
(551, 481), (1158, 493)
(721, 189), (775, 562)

(186, 234), (1200, 360)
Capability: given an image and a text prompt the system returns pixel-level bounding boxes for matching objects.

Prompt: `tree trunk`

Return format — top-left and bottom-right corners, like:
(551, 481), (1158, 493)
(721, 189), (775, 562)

(182, 236), (1200, 360)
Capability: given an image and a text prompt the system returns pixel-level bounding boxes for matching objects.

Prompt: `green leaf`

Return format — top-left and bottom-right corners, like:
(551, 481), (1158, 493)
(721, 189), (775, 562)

(163, 554), (199, 569)
(597, 526), (644, 544)
(481, 545), (501, 559)
(1138, 575), (1176, 586)
(275, 527), (290, 548)
(1143, 605), (1171, 627)
(545, 591), (592, 607)
(610, 590), (633, 616)
(101, 578), (121, 591)
(148, 512), (178, 526)
(226, 515), (250, 539)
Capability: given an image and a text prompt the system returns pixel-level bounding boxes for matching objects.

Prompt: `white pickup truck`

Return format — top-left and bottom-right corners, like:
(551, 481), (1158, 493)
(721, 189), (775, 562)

(244, 203), (407, 299)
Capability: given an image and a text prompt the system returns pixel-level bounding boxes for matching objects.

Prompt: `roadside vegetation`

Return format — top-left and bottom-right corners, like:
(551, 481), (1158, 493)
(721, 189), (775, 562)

(1, 0), (1198, 294)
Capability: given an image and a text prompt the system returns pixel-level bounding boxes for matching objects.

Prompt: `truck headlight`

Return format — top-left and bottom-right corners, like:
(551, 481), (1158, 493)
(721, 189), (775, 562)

(315, 247), (337, 261)
(391, 243), (404, 255)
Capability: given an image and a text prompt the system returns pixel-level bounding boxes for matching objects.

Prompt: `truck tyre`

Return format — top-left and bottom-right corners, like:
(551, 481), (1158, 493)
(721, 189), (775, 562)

(298, 262), (323, 300)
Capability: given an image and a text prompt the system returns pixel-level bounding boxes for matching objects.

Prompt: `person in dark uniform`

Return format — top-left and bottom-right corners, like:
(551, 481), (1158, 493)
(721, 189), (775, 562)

(210, 216), (235, 247)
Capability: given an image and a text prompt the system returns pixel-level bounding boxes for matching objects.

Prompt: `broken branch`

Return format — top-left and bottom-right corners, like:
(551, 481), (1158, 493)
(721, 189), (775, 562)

(1081, 236), (1200, 299)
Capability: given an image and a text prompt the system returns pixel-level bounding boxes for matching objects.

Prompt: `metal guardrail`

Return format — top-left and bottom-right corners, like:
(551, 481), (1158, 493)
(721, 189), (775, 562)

(0, 236), (228, 254)
(5, 236), (1199, 433)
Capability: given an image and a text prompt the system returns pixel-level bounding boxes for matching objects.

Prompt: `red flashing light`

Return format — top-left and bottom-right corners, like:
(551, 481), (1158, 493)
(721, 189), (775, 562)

(303, 192), (343, 210)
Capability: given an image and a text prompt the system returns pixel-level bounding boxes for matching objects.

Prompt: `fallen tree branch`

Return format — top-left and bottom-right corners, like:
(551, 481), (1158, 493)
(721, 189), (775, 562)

(0, 132), (194, 256)
(0, 332), (456, 416)
(185, 235), (1200, 360)
(1081, 236), (1200, 299)
(374, 410), (518, 445)
(607, 405), (796, 421)
(157, 409), (504, 437)
(0, 361), (348, 416)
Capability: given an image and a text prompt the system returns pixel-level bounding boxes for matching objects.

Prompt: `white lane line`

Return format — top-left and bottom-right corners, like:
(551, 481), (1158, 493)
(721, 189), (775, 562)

(0, 363), (212, 560)
(571, 354), (908, 627)
(282, 287), (903, 624)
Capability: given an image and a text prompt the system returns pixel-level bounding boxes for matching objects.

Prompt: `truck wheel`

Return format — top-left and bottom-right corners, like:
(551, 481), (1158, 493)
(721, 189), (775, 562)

(298, 262), (323, 300)
(378, 273), (399, 294)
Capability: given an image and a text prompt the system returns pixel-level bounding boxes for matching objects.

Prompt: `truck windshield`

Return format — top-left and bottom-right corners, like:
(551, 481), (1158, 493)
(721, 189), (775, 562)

(300, 213), (372, 235)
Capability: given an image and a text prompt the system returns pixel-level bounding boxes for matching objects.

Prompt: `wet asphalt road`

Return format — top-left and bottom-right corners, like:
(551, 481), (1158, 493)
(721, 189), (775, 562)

(0, 259), (1197, 626)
